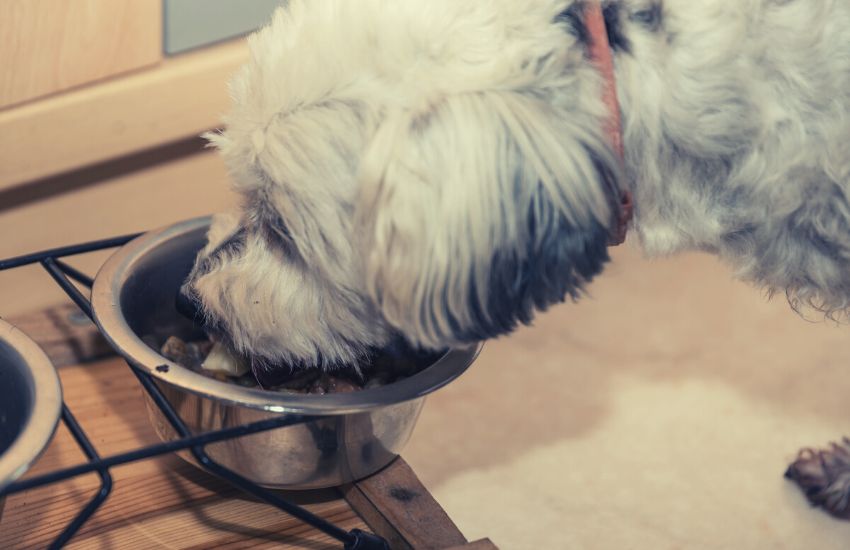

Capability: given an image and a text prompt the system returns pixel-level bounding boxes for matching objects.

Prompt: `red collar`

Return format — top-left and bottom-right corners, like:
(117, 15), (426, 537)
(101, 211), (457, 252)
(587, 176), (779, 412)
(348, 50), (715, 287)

(584, 2), (632, 245)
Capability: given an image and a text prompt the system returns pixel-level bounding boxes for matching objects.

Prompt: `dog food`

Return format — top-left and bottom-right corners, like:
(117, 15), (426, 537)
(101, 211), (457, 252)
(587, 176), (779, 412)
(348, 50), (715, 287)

(159, 335), (426, 394)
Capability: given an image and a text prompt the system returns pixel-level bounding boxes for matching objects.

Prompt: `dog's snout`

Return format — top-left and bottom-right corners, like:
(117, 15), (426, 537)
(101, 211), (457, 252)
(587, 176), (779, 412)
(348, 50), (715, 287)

(176, 284), (201, 321)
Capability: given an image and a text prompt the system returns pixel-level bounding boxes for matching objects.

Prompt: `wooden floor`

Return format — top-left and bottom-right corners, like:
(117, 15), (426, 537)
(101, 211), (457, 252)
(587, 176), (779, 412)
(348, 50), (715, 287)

(0, 358), (366, 549)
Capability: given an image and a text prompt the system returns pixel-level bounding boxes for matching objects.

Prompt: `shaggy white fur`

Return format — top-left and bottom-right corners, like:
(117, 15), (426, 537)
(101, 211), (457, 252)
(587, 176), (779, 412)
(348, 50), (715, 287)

(186, 0), (850, 366)
(619, 0), (850, 318)
(186, 0), (624, 368)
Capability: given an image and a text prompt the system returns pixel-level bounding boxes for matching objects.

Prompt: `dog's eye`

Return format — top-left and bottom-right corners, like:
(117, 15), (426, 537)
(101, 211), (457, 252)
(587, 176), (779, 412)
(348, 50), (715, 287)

(629, 4), (662, 31)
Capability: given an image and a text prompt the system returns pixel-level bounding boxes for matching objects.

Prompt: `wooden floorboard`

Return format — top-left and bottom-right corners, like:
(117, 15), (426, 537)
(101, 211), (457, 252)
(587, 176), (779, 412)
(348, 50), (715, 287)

(0, 359), (366, 549)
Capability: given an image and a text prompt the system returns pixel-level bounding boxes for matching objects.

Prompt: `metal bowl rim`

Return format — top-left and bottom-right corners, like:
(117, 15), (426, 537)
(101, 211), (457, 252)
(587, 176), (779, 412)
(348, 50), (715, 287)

(0, 319), (63, 492)
(91, 216), (481, 414)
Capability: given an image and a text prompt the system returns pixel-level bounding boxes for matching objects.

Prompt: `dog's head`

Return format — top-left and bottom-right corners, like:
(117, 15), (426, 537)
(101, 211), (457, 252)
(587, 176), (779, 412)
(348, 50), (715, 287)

(182, 0), (627, 370)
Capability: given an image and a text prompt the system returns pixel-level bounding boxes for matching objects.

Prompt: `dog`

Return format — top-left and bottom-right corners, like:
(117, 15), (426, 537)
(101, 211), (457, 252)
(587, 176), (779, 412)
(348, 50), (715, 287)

(181, 0), (850, 515)
(182, 0), (630, 371)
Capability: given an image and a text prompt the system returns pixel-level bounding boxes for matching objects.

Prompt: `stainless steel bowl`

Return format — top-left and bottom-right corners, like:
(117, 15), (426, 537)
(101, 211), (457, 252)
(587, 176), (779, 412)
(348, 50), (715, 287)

(91, 217), (480, 489)
(0, 320), (63, 520)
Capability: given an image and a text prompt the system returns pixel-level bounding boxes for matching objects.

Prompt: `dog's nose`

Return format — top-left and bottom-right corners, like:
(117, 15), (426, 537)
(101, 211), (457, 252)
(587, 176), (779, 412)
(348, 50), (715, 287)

(176, 285), (201, 320)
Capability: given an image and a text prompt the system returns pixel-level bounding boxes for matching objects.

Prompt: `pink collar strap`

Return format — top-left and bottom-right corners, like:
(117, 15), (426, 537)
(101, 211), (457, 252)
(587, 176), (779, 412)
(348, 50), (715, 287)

(584, 2), (633, 245)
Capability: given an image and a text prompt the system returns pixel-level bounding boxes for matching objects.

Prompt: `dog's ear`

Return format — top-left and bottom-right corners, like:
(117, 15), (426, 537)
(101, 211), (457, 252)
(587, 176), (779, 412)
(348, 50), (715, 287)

(357, 91), (622, 349)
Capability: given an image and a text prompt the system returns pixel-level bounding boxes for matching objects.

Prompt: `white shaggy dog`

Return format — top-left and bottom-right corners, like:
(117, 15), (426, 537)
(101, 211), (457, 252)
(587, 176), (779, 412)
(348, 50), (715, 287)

(181, 0), (850, 515)
(183, 0), (628, 370)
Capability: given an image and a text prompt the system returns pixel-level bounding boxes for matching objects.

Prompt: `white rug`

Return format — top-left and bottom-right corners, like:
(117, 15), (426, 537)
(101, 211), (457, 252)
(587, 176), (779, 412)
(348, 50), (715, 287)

(405, 246), (850, 549)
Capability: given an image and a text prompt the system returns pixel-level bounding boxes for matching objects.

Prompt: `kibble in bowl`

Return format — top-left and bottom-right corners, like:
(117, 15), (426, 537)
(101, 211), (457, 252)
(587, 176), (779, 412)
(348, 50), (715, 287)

(157, 334), (428, 395)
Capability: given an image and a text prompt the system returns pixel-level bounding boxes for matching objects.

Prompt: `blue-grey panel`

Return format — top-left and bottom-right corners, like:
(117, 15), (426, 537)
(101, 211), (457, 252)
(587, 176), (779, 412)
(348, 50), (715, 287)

(164, 0), (283, 55)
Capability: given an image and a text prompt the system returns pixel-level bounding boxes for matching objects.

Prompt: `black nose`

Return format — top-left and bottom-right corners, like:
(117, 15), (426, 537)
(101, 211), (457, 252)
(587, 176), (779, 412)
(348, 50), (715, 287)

(176, 286), (201, 321)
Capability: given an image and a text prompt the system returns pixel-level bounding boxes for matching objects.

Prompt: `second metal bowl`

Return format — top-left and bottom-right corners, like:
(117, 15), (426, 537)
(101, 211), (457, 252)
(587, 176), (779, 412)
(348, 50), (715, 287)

(0, 320), (63, 520)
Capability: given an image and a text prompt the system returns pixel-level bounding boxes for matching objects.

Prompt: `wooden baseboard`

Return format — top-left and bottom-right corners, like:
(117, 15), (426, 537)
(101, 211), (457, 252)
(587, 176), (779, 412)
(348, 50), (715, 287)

(0, 39), (247, 190)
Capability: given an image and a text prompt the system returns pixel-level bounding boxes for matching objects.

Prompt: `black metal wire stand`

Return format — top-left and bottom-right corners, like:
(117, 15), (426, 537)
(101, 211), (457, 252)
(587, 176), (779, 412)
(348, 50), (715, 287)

(0, 235), (389, 550)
